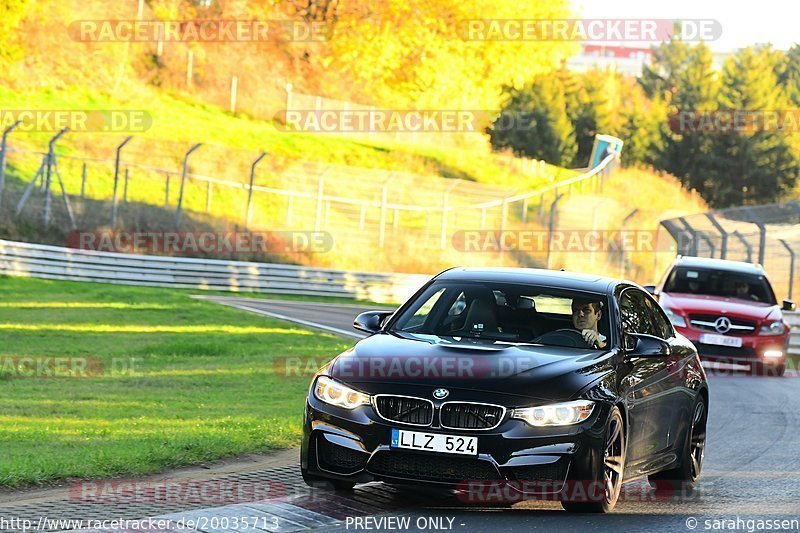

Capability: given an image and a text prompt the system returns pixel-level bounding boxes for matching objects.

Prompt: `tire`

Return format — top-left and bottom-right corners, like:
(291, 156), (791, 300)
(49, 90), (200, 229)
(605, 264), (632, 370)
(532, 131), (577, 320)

(649, 397), (707, 493)
(561, 406), (626, 513)
(301, 469), (356, 491)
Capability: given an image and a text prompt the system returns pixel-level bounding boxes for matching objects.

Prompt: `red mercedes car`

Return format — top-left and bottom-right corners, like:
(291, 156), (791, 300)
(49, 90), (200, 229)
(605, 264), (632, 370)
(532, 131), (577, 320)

(646, 257), (794, 376)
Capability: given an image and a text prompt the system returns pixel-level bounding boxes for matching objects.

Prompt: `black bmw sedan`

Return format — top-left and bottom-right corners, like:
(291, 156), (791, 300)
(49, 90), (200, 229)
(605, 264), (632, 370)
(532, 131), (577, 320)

(301, 267), (709, 512)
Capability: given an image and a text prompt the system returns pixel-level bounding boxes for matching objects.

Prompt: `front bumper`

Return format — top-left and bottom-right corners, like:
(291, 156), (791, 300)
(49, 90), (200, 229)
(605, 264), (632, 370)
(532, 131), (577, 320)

(301, 391), (611, 499)
(676, 326), (789, 367)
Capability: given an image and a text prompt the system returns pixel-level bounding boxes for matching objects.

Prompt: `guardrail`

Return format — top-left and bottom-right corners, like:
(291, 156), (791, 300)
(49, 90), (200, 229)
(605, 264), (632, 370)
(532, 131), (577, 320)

(3, 236), (799, 352)
(783, 311), (800, 356)
(0, 239), (430, 304)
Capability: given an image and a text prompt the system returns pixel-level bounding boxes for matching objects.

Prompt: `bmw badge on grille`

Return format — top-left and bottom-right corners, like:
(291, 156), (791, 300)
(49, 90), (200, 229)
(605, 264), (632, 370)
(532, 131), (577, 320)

(433, 388), (449, 399)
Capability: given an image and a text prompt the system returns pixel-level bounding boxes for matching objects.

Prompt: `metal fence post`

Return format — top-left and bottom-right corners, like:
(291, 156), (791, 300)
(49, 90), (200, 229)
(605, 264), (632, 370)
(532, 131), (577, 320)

(521, 197), (528, 224)
(618, 209), (638, 277)
(440, 182), (458, 250)
(779, 239), (795, 300)
(43, 128), (69, 229)
(705, 213), (728, 259)
(678, 217), (698, 256)
(123, 168), (129, 203)
(314, 171), (325, 232)
(230, 75), (238, 114)
(111, 136), (133, 229)
(0, 120), (22, 208)
(546, 194), (564, 269)
(744, 208), (767, 266)
(80, 162), (87, 199)
(379, 178), (389, 248)
(245, 152), (267, 229)
(175, 143), (202, 229)
(732, 230), (753, 263)
(498, 200), (509, 259)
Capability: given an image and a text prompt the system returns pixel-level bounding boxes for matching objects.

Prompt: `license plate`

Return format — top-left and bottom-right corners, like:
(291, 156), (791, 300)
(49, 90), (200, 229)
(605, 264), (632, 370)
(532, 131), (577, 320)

(391, 429), (477, 456)
(699, 333), (743, 348)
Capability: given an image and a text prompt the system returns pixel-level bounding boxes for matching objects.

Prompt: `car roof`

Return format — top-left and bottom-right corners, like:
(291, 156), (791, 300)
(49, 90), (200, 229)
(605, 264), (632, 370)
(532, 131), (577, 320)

(434, 267), (620, 294)
(672, 256), (764, 275)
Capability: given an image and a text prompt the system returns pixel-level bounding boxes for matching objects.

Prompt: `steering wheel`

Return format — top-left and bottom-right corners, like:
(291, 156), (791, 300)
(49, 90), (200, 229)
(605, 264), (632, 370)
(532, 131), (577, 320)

(533, 328), (587, 348)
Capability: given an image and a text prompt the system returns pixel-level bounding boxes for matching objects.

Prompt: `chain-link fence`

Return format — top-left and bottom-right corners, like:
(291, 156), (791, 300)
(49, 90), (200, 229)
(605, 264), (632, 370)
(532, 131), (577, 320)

(661, 201), (800, 301)
(0, 125), (617, 272)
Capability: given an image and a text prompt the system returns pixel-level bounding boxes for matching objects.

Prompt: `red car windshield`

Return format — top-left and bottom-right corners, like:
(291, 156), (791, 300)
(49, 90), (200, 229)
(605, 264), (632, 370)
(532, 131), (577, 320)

(663, 267), (777, 304)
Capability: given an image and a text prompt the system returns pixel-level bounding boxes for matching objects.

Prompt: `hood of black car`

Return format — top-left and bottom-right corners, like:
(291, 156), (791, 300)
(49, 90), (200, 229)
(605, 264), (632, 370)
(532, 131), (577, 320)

(328, 332), (612, 402)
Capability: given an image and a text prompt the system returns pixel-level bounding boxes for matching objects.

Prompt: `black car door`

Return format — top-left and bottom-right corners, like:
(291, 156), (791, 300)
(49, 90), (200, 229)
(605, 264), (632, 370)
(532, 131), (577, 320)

(642, 293), (696, 453)
(617, 287), (671, 467)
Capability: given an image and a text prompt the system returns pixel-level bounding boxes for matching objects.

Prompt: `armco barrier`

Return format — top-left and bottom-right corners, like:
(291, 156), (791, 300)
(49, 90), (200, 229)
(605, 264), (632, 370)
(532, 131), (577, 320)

(783, 311), (800, 356)
(3, 236), (798, 353)
(0, 239), (430, 304)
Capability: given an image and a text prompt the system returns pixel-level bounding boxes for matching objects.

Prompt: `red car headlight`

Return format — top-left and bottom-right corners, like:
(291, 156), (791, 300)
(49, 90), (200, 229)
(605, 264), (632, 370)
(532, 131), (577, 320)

(759, 320), (787, 336)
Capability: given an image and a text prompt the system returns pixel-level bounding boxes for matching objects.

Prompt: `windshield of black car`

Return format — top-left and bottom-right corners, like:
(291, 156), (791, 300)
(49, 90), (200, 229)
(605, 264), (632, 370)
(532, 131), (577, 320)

(389, 281), (611, 349)
(663, 267), (776, 304)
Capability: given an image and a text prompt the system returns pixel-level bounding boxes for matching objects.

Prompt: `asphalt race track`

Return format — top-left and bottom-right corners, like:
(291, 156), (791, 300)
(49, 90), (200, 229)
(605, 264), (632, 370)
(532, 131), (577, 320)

(208, 298), (800, 532)
(193, 296), (392, 339)
(2, 298), (797, 533)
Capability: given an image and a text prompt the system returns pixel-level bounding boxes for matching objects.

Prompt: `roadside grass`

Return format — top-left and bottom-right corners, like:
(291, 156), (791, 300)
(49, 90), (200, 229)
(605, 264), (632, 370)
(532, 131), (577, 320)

(0, 86), (558, 195)
(0, 275), (353, 488)
(0, 85), (564, 273)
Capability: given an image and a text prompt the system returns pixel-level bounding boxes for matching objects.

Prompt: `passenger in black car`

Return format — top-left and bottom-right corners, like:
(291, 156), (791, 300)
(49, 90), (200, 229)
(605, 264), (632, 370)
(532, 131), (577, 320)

(571, 298), (608, 349)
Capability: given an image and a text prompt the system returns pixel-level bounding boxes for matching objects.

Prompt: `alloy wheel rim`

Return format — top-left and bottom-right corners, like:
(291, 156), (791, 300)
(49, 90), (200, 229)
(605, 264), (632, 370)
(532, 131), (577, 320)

(603, 415), (624, 504)
(689, 402), (706, 480)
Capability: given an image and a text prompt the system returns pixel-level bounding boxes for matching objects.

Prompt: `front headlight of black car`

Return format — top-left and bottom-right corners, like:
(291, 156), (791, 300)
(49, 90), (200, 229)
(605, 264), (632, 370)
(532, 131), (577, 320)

(512, 400), (595, 427)
(313, 376), (371, 409)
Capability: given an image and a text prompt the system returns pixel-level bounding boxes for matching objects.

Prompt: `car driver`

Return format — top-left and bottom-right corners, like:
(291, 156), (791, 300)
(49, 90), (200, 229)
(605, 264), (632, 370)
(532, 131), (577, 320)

(571, 298), (608, 349)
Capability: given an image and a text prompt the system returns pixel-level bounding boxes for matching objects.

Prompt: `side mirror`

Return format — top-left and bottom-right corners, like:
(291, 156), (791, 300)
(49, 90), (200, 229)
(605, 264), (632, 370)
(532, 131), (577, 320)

(624, 333), (670, 359)
(354, 311), (392, 334)
(642, 285), (658, 296)
(782, 299), (796, 311)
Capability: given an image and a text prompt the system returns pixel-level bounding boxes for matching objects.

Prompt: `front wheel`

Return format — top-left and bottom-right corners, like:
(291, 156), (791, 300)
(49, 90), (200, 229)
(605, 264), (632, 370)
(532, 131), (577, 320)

(649, 397), (707, 492)
(561, 405), (626, 513)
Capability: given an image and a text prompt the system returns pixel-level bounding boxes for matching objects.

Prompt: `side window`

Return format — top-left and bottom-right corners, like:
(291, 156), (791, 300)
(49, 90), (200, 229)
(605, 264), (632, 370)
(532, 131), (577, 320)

(618, 289), (656, 336)
(447, 292), (467, 316)
(643, 295), (673, 339)
(404, 288), (445, 329)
